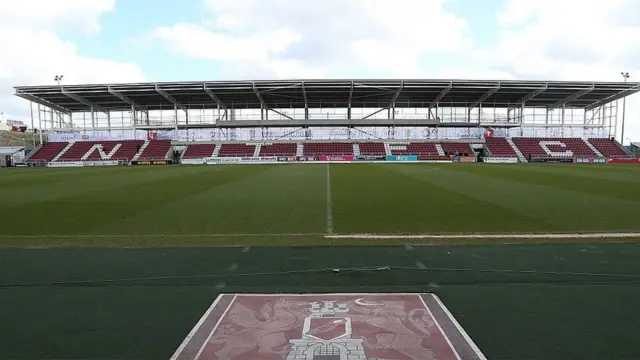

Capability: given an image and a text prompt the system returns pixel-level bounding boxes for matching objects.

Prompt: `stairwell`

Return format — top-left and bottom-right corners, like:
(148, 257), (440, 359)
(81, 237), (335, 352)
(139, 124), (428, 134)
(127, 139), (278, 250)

(583, 139), (604, 158)
(51, 142), (74, 162)
(131, 141), (149, 161)
(352, 143), (361, 156)
(383, 143), (392, 156)
(506, 138), (527, 162)
(253, 144), (262, 157)
(212, 143), (222, 157)
(296, 143), (304, 156)
(435, 143), (446, 156)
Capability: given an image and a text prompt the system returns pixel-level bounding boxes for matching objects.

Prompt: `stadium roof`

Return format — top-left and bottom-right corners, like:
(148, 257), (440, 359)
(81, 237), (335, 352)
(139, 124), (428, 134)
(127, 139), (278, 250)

(14, 79), (640, 114)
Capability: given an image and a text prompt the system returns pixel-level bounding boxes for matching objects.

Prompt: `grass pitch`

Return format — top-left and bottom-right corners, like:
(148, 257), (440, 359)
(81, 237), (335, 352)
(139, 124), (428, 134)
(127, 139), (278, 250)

(1, 163), (640, 360)
(1, 163), (640, 244)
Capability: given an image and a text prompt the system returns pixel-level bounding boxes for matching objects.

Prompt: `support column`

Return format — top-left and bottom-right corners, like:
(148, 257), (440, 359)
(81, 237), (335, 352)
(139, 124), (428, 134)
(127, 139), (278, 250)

(107, 112), (111, 133)
(90, 106), (96, 131)
(29, 102), (36, 148)
(174, 103), (179, 132)
(561, 105), (566, 137)
(37, 104), (43, 145)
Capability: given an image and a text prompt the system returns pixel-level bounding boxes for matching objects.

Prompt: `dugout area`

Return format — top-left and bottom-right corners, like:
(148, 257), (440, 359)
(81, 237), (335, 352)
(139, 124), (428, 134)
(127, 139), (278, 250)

(1, 243), (640, 360)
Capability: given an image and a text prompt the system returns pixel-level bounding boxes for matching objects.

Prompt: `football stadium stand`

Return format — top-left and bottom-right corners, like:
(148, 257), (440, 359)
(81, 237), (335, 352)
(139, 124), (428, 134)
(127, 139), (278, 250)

(512, 138), (596, 158)
(359, 142), (386, 156)
(218, 143), (256, 157)
(484, 137), (519, 157)
(25, 142), (68, 162)
(303, 142), (353, 156)
(20, 137), (639, 165)
(182, 144), (216, 159)
(259, 143), (297, 156)
(389, 142), (439, 156)
(136, 140), (172, 160)
(84, 140), (144, 161)
(588, 138), (632, 157)
(441, 142), (474, 156)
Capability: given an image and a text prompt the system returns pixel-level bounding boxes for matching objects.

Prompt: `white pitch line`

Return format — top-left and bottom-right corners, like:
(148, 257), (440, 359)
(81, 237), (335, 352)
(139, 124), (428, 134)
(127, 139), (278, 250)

(1, 233), (322, 238)
(416, 260), (427, 269)
(326, 163), (334, 235)
(325, 232), (640, 239)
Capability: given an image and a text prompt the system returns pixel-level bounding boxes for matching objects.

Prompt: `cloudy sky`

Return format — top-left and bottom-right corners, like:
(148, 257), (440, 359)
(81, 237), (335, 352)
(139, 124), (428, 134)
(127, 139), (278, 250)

(1, 0), (639, 143)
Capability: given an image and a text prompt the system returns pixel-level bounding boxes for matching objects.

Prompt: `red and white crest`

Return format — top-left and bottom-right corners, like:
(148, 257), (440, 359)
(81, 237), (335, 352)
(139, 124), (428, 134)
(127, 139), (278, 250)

(303, 317), (350, 341)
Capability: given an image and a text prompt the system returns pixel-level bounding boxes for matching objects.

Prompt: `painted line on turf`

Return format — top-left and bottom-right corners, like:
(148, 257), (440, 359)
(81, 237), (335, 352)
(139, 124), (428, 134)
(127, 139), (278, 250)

(325, 232), (640, 239)
(228, 263), (238, 272)
(416, 260), (427, 269)
(326, 163), (334, 235)
(1, 233), (323, 238)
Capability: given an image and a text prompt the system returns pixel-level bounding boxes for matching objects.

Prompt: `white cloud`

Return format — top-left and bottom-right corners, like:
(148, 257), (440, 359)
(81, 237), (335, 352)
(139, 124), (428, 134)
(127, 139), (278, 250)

(152, 0), (472, 79)
(478, 0), (640, 143)
(0, 0), (144, 124)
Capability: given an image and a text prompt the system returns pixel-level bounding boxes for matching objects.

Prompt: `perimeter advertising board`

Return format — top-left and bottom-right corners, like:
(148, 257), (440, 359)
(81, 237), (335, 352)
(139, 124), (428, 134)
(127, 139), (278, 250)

(46, 162), (83, 167)
(317, 156), (355, 161)
(574, 158), (606, 164)
(386, 155), (417, 161)
(171, 293), (486, 360)
(484, 157), (518, 163)
(607, 158), (640, 164)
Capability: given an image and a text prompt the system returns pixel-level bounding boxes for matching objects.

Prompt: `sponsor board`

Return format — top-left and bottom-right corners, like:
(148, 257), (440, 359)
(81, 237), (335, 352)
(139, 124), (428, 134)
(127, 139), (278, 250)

(607, 158), (640, 164)
(418, 155), (451, 161)
(296, 156), (316, 162)
(574, 158), (606, 164)
(15, 162), (46, 168)
(529, 157), (573, 163)
(453, 156), (476, 163)
(355, 155), (386, 161)
(204, 157), (278, 165)
(181, 158), (206, 165)
(171, 293), (486, 360)
(47, 162), (84, 168)
(386, 155), (418, 161)
(131, 160), (172, 165)
(83, 160), (119, 167)
(317, 156), (355, 161)
(484, 157), (519, 163)
(277, 156), (297, 162)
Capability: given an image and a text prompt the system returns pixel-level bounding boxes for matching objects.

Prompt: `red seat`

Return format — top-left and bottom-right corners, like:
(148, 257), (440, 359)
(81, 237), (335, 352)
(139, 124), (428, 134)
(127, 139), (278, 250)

(513, 138), (596, 158)
(303, 143), (353, 156)
(588, 138), (631, 157)
(441, 142), (474, 156)
(389, 142), (438, 156)
(218, 143), (256, 157)
(138, 140), (171, 160)
(485, 138), (517, 157)
(359, 143), (386, 156)
(183, 144), (216, 159)
(260, 143), (296, 156)
(27, 142), (68, 162)
(84, 140), (144, 161)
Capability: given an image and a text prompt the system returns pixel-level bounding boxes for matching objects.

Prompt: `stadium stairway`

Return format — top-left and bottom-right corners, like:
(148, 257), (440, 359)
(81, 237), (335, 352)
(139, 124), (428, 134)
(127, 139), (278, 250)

(584, 140), (604, 157)
(131, 141), (149, 161)
(506, 138), (527, 162)
(383, 143), (392, 156)
(51, 142), (73, 162)
(353, 143), (361, 156)
(253, 144), (261, 157)
(296, 143), (304, 156)
(212, 144), (221, 157)
(435, 143), (446, 156)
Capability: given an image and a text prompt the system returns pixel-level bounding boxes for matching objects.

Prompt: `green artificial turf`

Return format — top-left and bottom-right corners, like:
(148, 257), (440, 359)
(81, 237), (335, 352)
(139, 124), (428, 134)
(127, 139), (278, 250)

(2, 244), (640, 360)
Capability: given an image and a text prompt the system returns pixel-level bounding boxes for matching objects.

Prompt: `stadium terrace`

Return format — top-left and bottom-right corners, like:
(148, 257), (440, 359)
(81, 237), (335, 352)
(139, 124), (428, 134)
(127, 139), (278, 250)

(11, 78), (639, 167)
